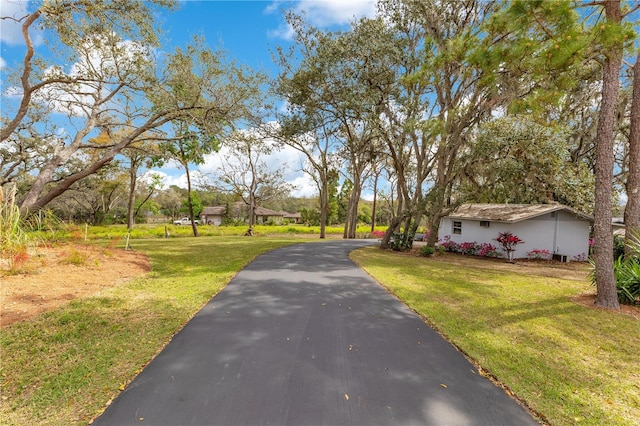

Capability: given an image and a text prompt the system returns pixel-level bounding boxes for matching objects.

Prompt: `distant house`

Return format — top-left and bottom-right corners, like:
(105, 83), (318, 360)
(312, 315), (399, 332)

(282, 212), (302, 224)
(201, 204), (302, 226)
(254, 207), (284, 224)
(200, 206), (227, 226)
(438, 203), (593, 261)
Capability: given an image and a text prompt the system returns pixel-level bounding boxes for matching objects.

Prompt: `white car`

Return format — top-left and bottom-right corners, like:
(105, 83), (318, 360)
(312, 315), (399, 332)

(173, 217), (199, 225)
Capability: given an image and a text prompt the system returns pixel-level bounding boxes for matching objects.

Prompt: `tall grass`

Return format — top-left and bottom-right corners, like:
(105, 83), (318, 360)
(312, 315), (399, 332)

(0, 185), (30, 273)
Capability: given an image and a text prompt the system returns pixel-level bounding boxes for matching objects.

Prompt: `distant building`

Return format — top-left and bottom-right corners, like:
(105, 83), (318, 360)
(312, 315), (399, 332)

(439, 203), (593, 261)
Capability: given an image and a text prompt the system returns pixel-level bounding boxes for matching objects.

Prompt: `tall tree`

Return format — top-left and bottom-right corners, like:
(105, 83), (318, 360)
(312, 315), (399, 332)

(484, 0), (638, 309)
(274, 13), (383, 239)
(215, 130), (293, 232)
(405, 0), (507, 248)
(624, 50), (640, 256)
(1, 2), (263, 217)
(0, 0), (175, 142)
(462, 116), (594, 211)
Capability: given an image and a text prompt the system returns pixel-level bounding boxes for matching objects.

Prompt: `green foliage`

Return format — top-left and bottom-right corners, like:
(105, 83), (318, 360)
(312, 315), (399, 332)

(614, 234), (627, 260)
(613, 257), (640, 304)
(462, 116), (594, 210)
(389, 231), (414, 252)
(590, 234), (640, 305)
(418, 245), (435, 257)
(300, 207), (320, 226)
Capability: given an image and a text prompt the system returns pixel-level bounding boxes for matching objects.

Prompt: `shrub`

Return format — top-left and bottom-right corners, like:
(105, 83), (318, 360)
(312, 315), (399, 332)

(573, 253), (588, 262)
(458, 241), (478, 256)
(527, 249), (551, 260)
(371, 230), (386, 239)
(496, 231), (524, 261)
(440, 235), (458, 252)
(614, 258), (640, 304)
(477, 242), (501, 258)
(390, 231), (415, 251)
(418, 245), (436, 257)
(613, 234), (626, 260)
(590, 233), (640, 305)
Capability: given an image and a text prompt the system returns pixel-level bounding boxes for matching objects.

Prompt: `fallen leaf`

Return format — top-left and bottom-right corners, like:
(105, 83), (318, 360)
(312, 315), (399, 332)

(440, 383), (447, 388)
(344, 394), (349, 400)
(118, 383), (126, 391)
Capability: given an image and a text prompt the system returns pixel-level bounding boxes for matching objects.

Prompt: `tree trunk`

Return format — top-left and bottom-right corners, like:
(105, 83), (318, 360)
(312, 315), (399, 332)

(344, 176), (362, 239)
(371, 172), (378, 233)
(127, 163), (138, 230)
(624, 50), (640, 257)
(593, 0), (622, 309)
(319, 178), (328, 239)
(185, 165), (199, 237)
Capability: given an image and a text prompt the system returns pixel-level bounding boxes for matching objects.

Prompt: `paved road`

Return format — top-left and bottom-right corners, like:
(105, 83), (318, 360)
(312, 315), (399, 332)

(94, 240), (539, 426)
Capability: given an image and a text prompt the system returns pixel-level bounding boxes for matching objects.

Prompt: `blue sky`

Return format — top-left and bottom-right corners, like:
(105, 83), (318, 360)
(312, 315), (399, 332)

(0, 0), (378, 198)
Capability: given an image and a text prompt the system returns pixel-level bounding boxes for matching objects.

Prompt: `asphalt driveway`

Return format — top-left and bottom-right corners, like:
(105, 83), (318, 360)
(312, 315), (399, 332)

(93, 240), (539, 426)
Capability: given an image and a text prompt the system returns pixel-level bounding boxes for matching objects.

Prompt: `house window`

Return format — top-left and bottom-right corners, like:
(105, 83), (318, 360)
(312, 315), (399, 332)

(480, 221), (490, 228)
(452, 221), (462, 235)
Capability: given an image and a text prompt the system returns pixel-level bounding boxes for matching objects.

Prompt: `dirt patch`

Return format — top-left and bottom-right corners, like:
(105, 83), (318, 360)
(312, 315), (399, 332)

(1, 244), (151, 327)
(572, 293), (640, 320)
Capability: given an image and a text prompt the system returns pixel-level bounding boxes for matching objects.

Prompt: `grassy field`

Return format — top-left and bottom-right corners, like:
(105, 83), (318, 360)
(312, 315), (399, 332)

(41, 222), (381, 241)
(0, 236), (298, 425)
(2, 231), (638, 425)
(350, 248), (640, 426)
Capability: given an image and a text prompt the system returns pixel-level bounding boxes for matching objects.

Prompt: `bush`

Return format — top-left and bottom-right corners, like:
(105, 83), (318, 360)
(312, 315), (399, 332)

(477, 242), (501, 258)
(438, 237), (500, 258)
(390, 232), (414, 251)
(591, 233), (640, 305)
(371, 230), (386, 239)
(418, 245), (436, 257)
(613, 234), (626, 260)
(458, 241), (478, 256)
(527, 249), (551, 260)
(440, 235), (458, 252)
(613, 257), (640, 304)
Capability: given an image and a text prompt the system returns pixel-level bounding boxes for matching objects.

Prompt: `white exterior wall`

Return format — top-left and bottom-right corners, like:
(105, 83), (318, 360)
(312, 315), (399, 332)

(201, 214), (223, 226)
(438, 211), (590, 260)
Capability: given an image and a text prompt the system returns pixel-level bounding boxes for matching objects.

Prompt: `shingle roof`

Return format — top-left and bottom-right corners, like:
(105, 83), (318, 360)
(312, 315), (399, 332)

(254, 206), (283, 216)
(446, 203), (593, 223)
(201, 206), (226, 215)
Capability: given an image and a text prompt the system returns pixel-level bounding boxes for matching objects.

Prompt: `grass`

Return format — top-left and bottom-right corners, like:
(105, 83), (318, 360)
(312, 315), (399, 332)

(4, 231), (638, 425)
(51, 223), (384, 241)
(0, 236), (298, 425)
(350, 248), (640, 426)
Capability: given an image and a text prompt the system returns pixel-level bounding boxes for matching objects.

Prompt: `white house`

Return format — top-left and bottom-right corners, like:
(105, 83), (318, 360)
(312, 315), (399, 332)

(438, 204), (593, 261)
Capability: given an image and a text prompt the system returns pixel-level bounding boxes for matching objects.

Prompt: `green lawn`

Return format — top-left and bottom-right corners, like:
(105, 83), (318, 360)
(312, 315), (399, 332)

(350, 247), (640, 426)
(2, 236), (638, 425)
(0, 236), (298, 425)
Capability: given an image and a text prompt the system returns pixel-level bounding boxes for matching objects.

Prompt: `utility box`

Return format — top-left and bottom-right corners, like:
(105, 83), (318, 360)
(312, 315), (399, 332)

(552, 253), (569, 263)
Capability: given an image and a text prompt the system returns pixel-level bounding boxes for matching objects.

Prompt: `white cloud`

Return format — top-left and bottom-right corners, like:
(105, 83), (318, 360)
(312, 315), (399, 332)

(295, 0), (376, 26)
(0, 0), (43, 46)
(0, 56), (6, 69)
(289, 174), (318, 197)
(266, 0), (377, 39)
